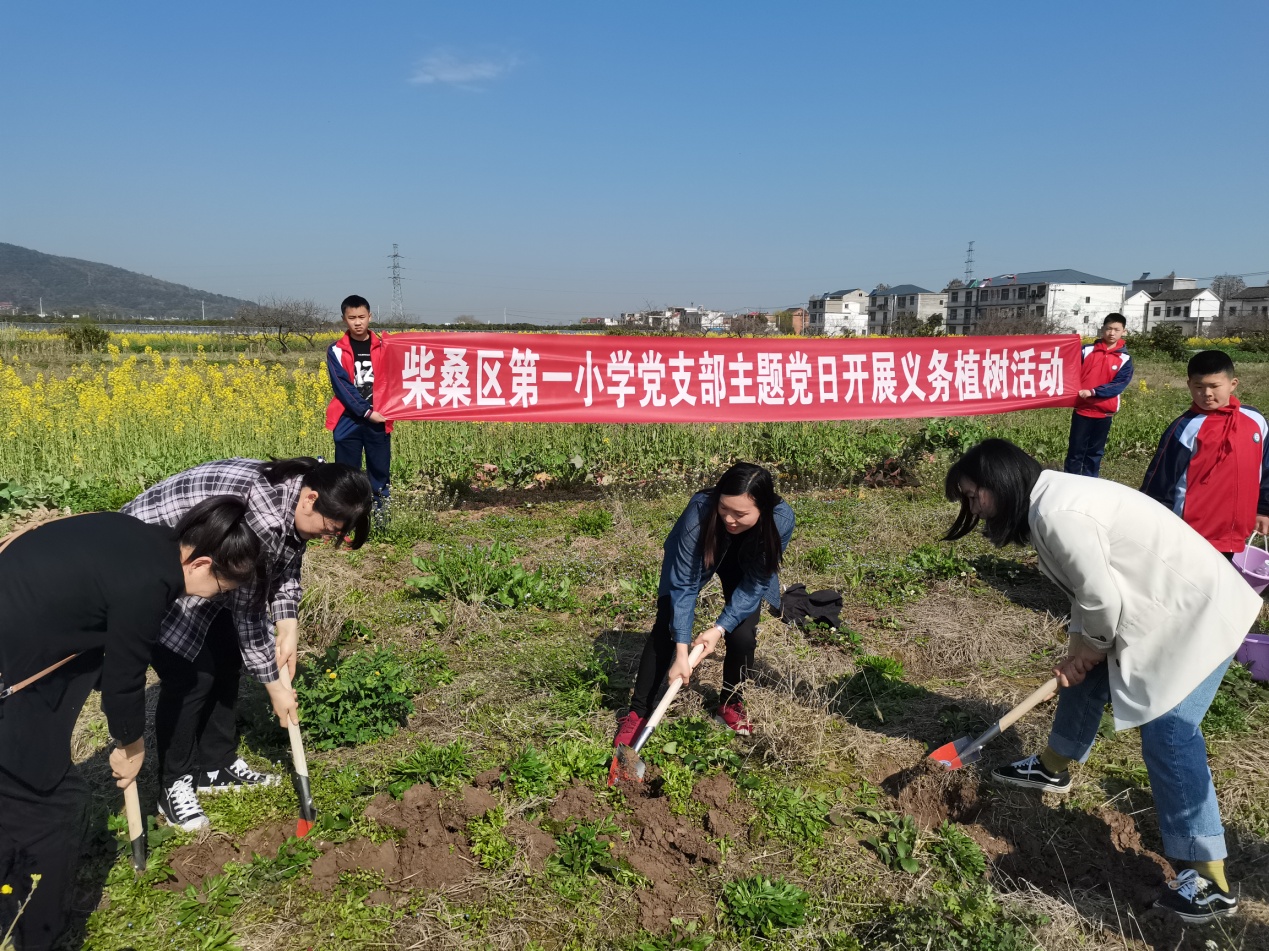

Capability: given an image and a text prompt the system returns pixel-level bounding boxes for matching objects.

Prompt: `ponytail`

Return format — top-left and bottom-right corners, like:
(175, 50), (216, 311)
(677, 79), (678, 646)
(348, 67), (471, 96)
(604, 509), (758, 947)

(259, 457), (373, 549)
(175, 495), (264, 590)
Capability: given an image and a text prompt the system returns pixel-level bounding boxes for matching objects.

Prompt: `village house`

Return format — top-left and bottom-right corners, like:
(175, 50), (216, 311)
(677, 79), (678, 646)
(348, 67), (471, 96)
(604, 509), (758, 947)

(945, 269), (1125, 334)
(867, 285), (945, 335)
(1223, 286), (1269, 327)
(807, 289), (868, 336)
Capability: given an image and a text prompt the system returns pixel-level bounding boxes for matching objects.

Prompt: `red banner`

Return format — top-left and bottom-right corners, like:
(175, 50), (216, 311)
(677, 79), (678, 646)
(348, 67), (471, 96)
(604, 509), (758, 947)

(377, 332), (1080, 423)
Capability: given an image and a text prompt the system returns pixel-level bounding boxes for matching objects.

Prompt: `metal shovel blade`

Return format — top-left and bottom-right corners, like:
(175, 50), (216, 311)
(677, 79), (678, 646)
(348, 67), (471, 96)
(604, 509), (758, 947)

(608, 743), (646, 785)
(927, 735), (980, 771)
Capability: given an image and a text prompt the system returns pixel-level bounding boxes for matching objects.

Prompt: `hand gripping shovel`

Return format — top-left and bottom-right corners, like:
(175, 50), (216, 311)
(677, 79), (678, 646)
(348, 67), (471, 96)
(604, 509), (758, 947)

(609, 642), (705, 785)
(287, 719), (317, 837)
(123, 783), (147, 875)
(928, 677), (1058, 771)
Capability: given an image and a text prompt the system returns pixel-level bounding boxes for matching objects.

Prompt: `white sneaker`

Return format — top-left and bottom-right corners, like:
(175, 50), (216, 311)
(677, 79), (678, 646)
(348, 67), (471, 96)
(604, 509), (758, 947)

(197, 757), (281, 794)
(158, 774), (210, 831)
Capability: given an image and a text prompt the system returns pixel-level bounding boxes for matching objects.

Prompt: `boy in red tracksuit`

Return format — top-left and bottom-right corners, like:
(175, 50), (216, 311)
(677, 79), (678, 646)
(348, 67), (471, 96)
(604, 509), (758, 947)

(326, 294), (393, 515)
(1142, 349), (1269, 555)
(1064, 314), (1133, 477)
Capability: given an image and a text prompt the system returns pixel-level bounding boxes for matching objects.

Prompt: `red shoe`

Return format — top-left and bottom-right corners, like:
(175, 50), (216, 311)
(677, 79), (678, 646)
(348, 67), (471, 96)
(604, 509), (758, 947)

(614, 710), (646, 748)
(714, 701), (753, 736)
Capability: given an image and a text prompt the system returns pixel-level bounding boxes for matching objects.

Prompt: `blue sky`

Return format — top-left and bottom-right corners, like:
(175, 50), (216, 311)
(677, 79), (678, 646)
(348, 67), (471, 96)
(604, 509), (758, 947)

(3, 1), (1266, 322)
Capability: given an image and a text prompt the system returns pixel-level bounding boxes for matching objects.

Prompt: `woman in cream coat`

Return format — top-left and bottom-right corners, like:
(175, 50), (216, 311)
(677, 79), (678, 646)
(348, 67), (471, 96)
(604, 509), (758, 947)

(945, 439), (1261, 925)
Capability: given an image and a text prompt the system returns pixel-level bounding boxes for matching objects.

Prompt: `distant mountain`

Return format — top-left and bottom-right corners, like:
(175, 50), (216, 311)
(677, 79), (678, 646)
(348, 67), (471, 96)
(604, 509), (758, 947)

(0, 243), (255, 320)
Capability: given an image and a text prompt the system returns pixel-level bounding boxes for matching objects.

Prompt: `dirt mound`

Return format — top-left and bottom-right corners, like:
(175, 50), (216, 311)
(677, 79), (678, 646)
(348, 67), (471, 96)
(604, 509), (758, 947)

(163, 822), (293, 891)
(880, 764), (1174, 914)
(161, 775), (728, 931)
(882, 765), (989, 829)
(507, 818), (557, 871)
(635, 880), (715, 934)
(548, 782), (610, 823)
(344, 784), (485, 893)
(692, 773), (734, 810)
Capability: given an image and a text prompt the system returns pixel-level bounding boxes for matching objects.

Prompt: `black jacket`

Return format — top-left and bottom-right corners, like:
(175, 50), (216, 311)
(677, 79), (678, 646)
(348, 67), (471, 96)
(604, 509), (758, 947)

(0, 513), (184, 789)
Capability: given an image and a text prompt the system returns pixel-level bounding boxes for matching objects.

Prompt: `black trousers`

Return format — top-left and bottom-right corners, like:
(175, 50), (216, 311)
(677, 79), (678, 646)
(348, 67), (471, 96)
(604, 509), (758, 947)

(152, 608), (241, 785)
(1064, 411), (1114, 478)
(630, 548), (760, 718)
(0, 765), (86, 951)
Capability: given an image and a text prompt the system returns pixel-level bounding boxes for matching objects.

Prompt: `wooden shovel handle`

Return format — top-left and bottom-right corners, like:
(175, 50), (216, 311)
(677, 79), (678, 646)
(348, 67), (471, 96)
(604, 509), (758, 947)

(123, 782), (144, 842)
(287, 721), (309, 779)
(997, 677), (1059, 733)
(633, 643), (706, 753)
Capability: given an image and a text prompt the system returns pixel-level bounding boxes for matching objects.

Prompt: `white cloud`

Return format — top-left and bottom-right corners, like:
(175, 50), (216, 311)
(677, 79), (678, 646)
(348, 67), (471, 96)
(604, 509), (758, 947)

(410, 51), (519, 89)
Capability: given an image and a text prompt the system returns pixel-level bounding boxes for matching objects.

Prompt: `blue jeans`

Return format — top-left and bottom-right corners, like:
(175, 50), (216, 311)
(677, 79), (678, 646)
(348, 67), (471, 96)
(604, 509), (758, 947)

(1064, 411), (1114, 477)
(1047, 654), (1233, 862)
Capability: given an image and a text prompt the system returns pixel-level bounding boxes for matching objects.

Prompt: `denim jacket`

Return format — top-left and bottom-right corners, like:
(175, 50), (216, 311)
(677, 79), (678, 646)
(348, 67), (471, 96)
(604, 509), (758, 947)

(658, 492), (795, 644)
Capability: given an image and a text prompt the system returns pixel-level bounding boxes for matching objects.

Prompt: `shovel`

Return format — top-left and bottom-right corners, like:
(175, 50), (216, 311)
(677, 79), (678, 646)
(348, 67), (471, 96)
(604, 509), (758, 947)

(122, 782), (147, 874)
(287, 719), (317, 837)
(928, 677), (1058, 771)
(608, 642), (705, 785)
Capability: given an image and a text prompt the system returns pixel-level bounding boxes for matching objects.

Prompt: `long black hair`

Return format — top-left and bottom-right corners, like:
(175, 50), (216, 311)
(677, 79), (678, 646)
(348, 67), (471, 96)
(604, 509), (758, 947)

(259, 457), (373, 548)
(174, 495), (264, 589)
(943, 439), (1043, 547)
(700, 462), (784, 576)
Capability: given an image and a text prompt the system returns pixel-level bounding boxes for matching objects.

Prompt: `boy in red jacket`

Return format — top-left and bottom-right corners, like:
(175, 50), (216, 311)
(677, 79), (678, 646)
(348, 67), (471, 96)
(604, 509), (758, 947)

(1142, 350), (1269, 554)
(326, 294), (392, 515)
(1064, 314), (1133, 477)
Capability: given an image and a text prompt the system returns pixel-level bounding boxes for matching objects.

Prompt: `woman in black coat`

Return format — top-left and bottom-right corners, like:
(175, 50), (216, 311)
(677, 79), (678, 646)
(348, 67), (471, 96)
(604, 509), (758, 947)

(0, 498), (262, 951)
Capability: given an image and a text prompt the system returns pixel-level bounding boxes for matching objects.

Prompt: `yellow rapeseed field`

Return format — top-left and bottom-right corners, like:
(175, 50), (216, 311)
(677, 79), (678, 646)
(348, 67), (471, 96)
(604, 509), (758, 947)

(0, 346), (330, 482)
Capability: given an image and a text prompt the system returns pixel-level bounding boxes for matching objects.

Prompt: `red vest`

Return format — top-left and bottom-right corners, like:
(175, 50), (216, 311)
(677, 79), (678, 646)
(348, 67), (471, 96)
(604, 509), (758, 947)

(325, 332), (394, 433)
(1075, 340), (1128, 419)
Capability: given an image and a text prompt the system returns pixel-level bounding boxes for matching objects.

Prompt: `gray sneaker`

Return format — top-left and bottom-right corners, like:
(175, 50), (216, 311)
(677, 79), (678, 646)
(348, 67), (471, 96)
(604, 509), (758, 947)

(991, 754), (1072, 793)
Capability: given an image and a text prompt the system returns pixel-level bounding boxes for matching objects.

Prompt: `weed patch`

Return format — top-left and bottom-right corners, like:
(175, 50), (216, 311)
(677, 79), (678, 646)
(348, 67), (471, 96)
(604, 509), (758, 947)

(387, 740), (475, 797)
(574, 507), (614, 536)
(753, 786), (833, 845)
(295, 645), (440, 750)
(406, 541), (576, 610)
(855, 883), (1041, 951)
(834, 655), (925, 725)
(1203, 661), (1269, 737)
(639, 717), (746, 778)
(927, 820), (986, 880)
(546, 816), (645, 887)
(720, 875), (810, 936)
(856, 808), (921, 874)
(468, 807), (516, 871)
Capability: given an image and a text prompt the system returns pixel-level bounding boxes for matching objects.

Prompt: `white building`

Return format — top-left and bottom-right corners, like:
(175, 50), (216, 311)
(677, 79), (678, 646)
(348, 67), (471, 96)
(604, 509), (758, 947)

(1223, 286), (1269, 327)
(1120, 290), (1153, 334)
(807, 289), (868, 336)
(1142, 288), (1220, 336)
(868, 285), (946, 334)
(947, 269), (1125, 334)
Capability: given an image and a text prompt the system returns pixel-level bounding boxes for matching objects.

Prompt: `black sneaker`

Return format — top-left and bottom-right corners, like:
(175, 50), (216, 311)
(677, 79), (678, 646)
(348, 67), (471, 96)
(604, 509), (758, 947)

(1154, 868), (1238, 923)
(197, 757), (281, 794)
(158, 774), (210, 831)
(991, 754), (1072, 793)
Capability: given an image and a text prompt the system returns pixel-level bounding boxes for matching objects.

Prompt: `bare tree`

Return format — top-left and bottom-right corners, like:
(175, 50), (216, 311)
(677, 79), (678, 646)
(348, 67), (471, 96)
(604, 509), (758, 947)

(728, 314), (771, 337)
(971, 308), (1059, 336)
(1210, 273), (1247, 301)
(233, 296), (332, 353)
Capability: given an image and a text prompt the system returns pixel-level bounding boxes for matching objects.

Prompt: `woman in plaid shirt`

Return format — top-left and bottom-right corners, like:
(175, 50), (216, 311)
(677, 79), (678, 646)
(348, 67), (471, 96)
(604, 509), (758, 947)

(123, 456), (372, 830)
